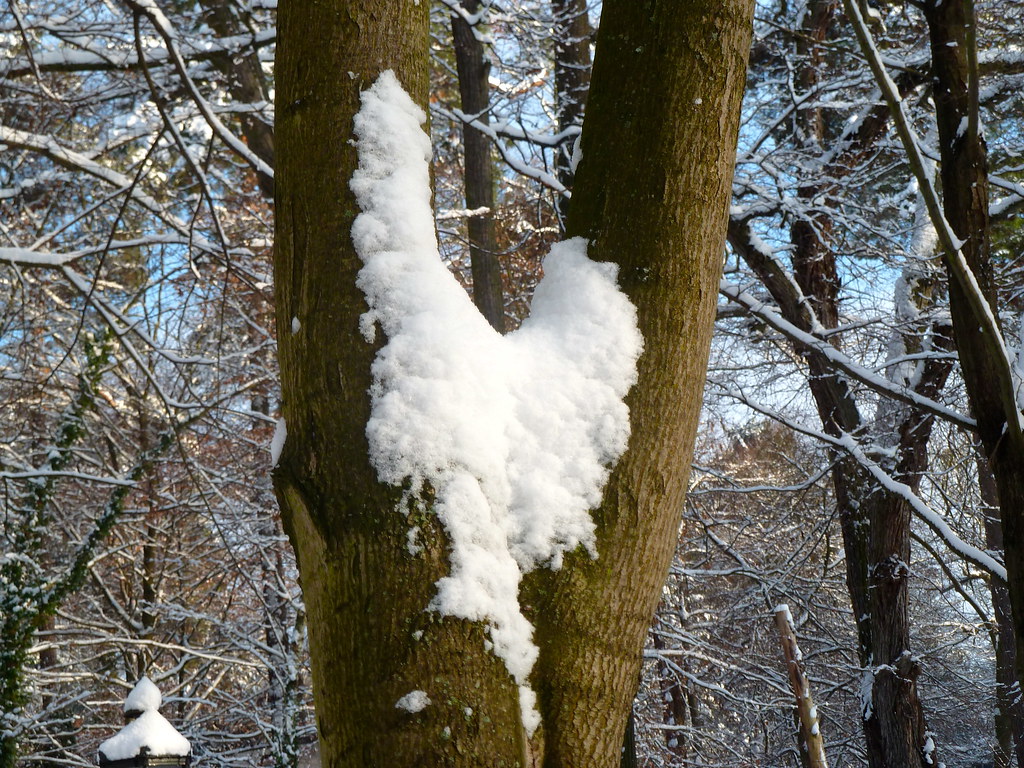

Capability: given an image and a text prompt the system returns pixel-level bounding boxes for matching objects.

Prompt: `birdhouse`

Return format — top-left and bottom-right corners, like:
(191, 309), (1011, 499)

(97, 677), (192, 767)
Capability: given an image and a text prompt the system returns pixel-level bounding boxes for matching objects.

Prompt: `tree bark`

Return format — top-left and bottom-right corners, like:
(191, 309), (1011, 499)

(551, 0), (591, 226)
(977, 448), (1024, 768)
(526, 2), (753, 765)
(276, 5), (525, 765)
(274, 0), (753, 764)
(922, 0), (1024, 715)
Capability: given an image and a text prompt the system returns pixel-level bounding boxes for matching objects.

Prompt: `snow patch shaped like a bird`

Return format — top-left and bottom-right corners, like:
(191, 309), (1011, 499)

(350, 71), (643, 736)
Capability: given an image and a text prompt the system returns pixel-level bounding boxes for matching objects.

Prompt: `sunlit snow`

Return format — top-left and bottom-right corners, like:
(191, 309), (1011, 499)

(98, 678), (190, 762)
(395, 690), (431, 713)
(350, 71), (643, 735)
(270, 417), (287, 467)
(123, 676), (162, 713)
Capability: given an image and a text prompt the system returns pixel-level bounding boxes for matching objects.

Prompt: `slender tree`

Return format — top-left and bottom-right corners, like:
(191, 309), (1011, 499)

(919, 0), (1024, 702)
(723, 5), (953, 764)
(844, 0), (1024, 749)
(551, 0), (591, 228)
(450, 0), (505, 331)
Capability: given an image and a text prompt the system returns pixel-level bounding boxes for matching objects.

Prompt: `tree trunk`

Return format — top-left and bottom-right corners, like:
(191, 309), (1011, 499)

(276, 3), (527, 763)
(922, 0), (1024, 713)
(451, 0), (505, 332)
(273, 0), (753, 764)
(977, 445), (1024, 768)
(652, 625), (694, 762)
(551, 0), (592, 226)
(525, 2), (753, 765)
(731, 217), (945, 768)
(724, 4), (941, 763)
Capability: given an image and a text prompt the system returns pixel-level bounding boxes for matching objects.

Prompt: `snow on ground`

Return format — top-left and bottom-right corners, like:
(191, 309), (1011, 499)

(350, 70), (643, 734)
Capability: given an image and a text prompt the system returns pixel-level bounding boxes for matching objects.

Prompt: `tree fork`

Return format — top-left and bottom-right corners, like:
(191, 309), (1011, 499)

(274, 0), (754, 764)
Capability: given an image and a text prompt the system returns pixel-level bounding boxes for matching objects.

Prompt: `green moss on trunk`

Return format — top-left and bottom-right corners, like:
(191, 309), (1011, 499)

(526, 2), (754, 766)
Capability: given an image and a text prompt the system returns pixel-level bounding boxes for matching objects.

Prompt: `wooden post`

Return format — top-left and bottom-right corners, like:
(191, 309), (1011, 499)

(775, 605), (828, 768)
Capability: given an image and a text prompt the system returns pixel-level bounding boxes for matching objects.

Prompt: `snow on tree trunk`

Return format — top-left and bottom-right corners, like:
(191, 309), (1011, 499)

(272, 0), (754, 764)
(350, 69), (642, 733)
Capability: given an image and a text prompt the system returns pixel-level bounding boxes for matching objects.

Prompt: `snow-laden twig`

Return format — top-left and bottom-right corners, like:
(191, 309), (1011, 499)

(719, 279), (975, 432)
(643, 647), (791, 702)
(62, 265), (214, 369)
(29, 636), (262, 669)
(132, 10), (233, 256)
(842, 0), (1023, 442)
(0, 238), (258, 269)
(690, 463), (832, 496)
(834, 431), (1006, 583)
(0, 470), (136, 487)
(0, 25), (275, 77)
(434, 104), (570, 195)
(0, 125), (229, 259)
(911, 531), (993, 629)
(725, 385), (1006, 583)
(437, 0), (489, 28)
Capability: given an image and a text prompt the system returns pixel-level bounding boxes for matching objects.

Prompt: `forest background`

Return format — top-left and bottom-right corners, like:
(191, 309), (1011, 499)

(3, 0), (1024, 766)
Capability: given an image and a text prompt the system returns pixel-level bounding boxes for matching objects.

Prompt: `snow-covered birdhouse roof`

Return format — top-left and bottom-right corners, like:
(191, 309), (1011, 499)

(123, 676), (162, 717)
(98, 678), (191, 766)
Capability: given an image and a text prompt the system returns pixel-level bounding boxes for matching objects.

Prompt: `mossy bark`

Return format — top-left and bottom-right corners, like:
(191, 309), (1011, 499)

(525, 2), (754, 766)
(275, 2), (524, 764)
(273, 0), (753, 765)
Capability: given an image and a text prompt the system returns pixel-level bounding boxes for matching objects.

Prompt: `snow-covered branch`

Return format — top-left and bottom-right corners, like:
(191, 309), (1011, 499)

(842, 0), (1023, 441)
(125, 0), (275, 183)
(719, 279), (974, 432)
(0, 27), (275, 78)
(725, 384), (1005, 583)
